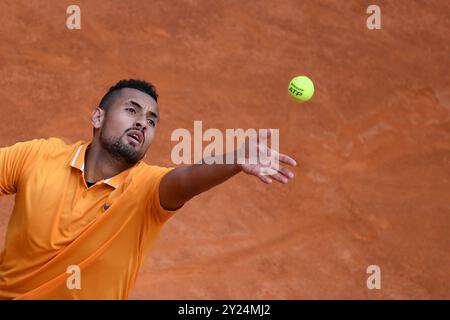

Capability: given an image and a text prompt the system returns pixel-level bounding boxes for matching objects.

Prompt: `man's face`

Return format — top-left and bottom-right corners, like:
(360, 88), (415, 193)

(94, 88), (159, 164)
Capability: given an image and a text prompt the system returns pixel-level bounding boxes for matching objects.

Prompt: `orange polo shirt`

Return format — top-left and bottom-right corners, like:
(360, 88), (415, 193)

(0, 137), (180, 299)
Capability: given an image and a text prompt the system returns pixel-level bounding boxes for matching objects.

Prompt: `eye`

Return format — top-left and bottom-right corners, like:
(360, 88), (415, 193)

(147, 119), (155, 127)
(126, 107), (136, 114)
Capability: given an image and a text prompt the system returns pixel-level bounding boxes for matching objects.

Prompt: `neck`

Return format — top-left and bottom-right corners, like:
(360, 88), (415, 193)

(84, 139), (135, 183)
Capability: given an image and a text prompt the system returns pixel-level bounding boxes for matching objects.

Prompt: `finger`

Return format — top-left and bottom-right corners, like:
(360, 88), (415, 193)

(278, 153), (297, 167)
(260, 164), (293, 180)
(278, 166), (295, 179)
(270, 172), (289, 184)
(257, 174), (273, 184)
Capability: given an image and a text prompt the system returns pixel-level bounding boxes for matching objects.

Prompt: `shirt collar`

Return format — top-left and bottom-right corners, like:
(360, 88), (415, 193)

(70, 140), (140, 189)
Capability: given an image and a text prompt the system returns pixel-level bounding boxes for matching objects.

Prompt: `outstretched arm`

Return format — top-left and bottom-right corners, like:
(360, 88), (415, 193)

(159, 129), (297, 210)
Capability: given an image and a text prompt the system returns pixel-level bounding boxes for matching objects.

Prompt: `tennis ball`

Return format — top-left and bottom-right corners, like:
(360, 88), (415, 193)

(288, 76), (314, 102)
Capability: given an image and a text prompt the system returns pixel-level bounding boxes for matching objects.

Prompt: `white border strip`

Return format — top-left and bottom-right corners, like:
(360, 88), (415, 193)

(71, 145), (84, 167)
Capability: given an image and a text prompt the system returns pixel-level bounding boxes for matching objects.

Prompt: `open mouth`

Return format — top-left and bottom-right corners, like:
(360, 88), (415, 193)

(126, 129), (144, 146)
(127, 134), (141, 145)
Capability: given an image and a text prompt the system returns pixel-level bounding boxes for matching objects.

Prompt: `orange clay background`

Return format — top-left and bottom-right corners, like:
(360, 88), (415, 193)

(0, 0), (449, 299)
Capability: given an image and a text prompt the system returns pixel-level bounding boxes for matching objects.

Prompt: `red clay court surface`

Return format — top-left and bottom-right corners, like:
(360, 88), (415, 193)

(0, 0), (449, 299)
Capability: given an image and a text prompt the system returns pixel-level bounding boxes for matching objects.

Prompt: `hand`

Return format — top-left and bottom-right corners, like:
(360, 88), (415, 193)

(237, 129), (297, 184)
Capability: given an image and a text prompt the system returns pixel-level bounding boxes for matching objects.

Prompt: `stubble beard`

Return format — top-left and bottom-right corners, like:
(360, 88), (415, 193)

(100, 131), (142, 165)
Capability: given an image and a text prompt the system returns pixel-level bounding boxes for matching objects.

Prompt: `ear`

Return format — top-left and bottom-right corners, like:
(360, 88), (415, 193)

(91, 107), (105, 130)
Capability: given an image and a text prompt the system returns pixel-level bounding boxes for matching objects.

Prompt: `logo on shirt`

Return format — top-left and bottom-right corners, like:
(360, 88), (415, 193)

(102, 203), (111, 212)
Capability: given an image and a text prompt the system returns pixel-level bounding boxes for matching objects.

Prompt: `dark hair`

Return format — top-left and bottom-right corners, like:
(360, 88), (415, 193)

(93, 79), (159, 135)
(99, 79), (158, 110)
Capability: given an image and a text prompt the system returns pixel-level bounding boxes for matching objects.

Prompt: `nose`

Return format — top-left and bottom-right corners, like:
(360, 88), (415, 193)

(134, 117), (147, 133)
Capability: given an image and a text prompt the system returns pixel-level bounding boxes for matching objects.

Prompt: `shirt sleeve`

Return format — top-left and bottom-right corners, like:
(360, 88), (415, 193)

(0, 139), (49, 196)
(144, 166), (182, 225)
